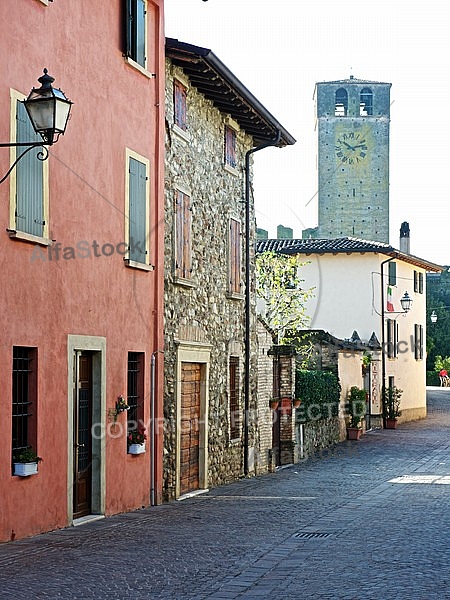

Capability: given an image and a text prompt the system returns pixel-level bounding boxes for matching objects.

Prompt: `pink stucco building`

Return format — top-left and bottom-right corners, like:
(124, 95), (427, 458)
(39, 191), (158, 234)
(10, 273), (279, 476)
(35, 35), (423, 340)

(0, 0), (165, 542)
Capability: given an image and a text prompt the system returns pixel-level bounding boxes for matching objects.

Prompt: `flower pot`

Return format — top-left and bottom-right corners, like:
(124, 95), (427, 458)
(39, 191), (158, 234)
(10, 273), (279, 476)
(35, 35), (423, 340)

(128, 443), (146, 455)
(385, 418), (397, 430)
(346, 427), (362, 441)
(13, 462), (38, 476)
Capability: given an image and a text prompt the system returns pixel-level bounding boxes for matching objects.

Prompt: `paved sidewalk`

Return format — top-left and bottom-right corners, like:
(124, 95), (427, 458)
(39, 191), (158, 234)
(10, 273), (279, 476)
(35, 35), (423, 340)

(1, 388), (449, 600)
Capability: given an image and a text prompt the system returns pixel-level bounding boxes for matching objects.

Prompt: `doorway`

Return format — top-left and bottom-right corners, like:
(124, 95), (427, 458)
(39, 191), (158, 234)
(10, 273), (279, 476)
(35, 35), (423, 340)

(67, 335), (106, 523)
(73, 351), (93, 518)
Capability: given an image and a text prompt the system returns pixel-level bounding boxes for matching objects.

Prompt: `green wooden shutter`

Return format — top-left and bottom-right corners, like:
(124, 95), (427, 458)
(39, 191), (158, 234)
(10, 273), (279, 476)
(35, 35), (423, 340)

(16, 101), (44, 237)
(388, 261), (396, 286)
(129, 157), (147, 263)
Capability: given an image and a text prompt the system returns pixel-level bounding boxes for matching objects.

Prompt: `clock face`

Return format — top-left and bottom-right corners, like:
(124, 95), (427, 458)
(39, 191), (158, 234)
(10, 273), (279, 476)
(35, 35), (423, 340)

(335, 131), (368, 165)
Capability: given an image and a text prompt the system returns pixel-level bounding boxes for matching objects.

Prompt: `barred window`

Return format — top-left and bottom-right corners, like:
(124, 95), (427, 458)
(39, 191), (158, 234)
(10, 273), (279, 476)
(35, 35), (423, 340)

(127, 352), (145, 435)
(229, 357), (240, 440)
(12, 347), (37, 457)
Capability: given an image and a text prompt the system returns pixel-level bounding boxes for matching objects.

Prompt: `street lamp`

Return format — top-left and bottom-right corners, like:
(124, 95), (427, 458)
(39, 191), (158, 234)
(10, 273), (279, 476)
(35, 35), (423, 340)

(431, 310), (438, 324)
(399, 291), (413, 313)
(0, 69), (72, 184)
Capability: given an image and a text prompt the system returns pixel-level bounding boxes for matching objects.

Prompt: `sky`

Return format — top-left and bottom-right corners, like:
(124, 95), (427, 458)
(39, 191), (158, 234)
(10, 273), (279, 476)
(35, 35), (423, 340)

(165, 0), (450, 266)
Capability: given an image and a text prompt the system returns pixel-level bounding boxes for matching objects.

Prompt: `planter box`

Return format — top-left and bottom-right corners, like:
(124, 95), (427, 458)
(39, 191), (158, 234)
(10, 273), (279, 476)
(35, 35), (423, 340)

(13, 462), (38, 477)
(128, 443), (145, 455)
(347, 427), (362, 441)
(385, 418), (397, 430)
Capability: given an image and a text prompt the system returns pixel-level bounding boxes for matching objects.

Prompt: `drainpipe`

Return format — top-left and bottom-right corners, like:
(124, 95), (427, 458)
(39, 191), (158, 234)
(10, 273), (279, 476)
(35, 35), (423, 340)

(150, 349), (164, 506)
(243, 131), (281, 476)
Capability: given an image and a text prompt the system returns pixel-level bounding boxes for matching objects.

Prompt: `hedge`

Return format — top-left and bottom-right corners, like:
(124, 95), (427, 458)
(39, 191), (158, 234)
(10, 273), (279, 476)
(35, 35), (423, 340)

(295, 369), (341, 423)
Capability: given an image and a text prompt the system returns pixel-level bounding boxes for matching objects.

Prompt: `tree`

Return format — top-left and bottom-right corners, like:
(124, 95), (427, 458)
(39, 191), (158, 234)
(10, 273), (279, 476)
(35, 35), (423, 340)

(255, 251), (315, 345)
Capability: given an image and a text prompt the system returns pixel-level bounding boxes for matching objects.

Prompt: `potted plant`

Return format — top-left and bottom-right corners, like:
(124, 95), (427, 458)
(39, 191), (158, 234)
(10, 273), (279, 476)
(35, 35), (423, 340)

(110, 394), (130, 422)
(13, 448), (42, 477)
(127, 428), (147, 454)
(362, 352), (372, 376)
(269, 398), (280, 410)
(346, 386), (366, 440)
(383, 386), (402, 429)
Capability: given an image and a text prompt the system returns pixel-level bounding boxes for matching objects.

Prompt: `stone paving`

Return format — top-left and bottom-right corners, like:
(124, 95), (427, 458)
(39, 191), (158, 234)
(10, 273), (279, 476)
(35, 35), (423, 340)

(1, 388), (449, 600)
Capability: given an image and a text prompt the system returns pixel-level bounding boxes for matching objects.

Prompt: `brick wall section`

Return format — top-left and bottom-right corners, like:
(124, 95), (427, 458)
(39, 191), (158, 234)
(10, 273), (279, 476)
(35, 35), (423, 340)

(164, 59), (258, 499)
(255, 320), (274, 472)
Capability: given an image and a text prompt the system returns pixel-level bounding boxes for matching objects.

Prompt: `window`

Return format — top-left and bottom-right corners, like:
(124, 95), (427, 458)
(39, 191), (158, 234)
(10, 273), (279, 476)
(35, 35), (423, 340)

(174, 190), (192, 280)
(125, 150), (150, 268)
(174, 80), (187, 131)
(413, 270), (423, 293)
(12, 347), (38, 459)
(224, 125), (237, 169)
(124, 0), (147, 69)
(360, 88), (373, 116)
(229, 218), (242, 295)
(386, 319), (398, 359)
(414, 324), (423, 360)
(388, 261), (397, 286)
(229, 357), (240, 440)
(335, 88), (348, 116)
(10, 94), (48, 240)
(127, 352), (145, 437)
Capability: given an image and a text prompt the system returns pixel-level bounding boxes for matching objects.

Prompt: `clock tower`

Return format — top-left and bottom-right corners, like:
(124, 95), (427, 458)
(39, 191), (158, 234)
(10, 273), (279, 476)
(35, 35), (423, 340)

(315, 76), (391, 243)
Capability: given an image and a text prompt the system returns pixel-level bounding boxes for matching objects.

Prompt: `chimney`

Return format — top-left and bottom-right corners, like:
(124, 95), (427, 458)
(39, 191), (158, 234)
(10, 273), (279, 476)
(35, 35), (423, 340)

(399, 222), (410, 254)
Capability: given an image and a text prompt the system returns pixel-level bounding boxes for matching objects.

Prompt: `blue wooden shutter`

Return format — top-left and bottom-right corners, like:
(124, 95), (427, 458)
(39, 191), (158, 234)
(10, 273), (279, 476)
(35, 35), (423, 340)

(125, 0), (133, 58)
(135, 0), (146, 67)
(16, 101), (44, 237)
(129, 157), (147, 263)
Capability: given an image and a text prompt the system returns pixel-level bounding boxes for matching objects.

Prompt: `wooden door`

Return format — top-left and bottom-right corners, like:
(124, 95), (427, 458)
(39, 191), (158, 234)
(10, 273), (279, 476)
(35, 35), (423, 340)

(180, 362), (201, 495)
(73, 352), (93, 518)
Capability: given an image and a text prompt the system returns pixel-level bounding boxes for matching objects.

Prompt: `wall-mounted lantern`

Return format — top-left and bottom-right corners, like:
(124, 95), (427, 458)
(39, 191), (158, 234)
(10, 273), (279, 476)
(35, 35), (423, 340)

(0, 69), (72, 184)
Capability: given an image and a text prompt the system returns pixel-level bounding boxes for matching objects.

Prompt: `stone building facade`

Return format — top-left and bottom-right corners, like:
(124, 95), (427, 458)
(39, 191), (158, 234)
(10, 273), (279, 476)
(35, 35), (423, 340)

(163, 39), (295, 500)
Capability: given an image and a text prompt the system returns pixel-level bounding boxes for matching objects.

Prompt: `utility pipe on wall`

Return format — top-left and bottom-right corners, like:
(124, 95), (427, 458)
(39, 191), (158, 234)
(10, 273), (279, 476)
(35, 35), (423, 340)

(150, 349), (164, 506)
(243, 132), (281, 476)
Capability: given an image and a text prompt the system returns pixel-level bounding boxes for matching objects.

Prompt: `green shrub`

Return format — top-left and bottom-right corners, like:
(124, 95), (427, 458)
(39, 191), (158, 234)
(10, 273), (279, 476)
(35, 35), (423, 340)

(295, 369), (341, 423)
(427, 371), (440, 386)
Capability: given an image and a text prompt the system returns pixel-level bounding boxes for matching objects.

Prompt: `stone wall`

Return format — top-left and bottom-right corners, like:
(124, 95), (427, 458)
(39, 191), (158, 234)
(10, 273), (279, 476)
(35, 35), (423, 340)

(163, 59), (258, 500)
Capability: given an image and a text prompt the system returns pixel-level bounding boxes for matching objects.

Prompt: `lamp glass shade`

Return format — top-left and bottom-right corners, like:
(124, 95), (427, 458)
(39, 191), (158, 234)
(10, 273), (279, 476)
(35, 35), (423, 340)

(431, 311), (437, 323)
(24, 72), (72, 145)
(400, 292), (412, 312)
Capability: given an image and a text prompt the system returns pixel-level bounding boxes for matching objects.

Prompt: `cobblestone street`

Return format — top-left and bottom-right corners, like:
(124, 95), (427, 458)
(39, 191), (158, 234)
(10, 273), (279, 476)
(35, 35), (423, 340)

(1, 388), (449, 600)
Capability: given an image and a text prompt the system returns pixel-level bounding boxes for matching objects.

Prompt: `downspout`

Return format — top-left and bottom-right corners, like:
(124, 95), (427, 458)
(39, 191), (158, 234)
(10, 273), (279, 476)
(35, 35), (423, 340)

(150, 349), (164, 506)
(243, 131), (281, 476)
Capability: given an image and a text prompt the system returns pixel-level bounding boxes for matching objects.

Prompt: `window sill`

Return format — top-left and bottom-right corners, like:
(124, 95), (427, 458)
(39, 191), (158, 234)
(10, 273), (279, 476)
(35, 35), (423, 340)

(226, 292), (244, 301)
(7, 229), (52, 246)
(224, 164), (239, 176)
(124, 259), (154, 272)
(173, 276), (196, 288)
(124, 57), (156, 80)
(172, 124), (191, 143)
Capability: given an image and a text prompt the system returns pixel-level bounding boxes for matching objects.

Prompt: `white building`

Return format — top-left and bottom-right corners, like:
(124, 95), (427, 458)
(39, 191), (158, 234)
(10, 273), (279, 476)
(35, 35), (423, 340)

(256, 236), (442, 425)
